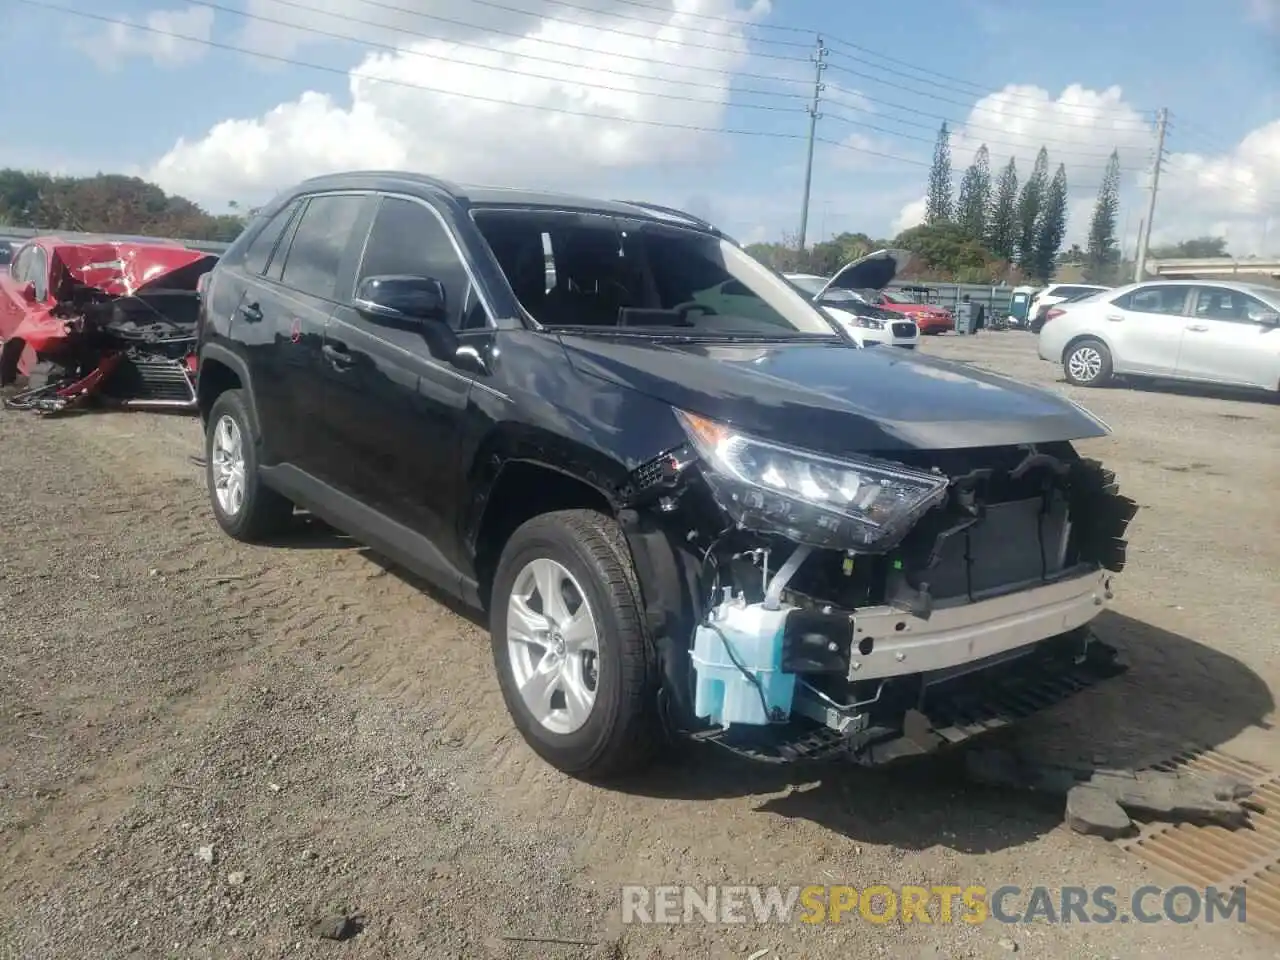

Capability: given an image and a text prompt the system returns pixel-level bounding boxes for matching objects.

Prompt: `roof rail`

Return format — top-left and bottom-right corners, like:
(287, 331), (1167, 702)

(614, 200), (717, 232)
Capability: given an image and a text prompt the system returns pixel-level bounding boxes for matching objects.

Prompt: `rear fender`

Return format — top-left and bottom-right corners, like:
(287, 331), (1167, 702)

(196, 343), (261, 439)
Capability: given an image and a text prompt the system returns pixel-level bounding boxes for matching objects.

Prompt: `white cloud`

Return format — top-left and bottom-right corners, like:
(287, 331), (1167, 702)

(80, 5), (214, 68)
(951, 84), (1154, 196)
(890, 196), (926, 236)
(1152, 119), (1280, 255)
(146, 0), (780, 202)
(940, 83), (1279, 255)
(1246, 0), (1279, 30)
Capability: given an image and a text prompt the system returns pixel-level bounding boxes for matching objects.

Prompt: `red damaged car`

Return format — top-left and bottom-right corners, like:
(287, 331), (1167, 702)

(0, 236), (218, 413)
(860, 288), (955, 335)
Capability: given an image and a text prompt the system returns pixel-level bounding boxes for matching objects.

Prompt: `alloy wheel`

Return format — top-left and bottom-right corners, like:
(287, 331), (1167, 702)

(505, 557), (601, 735)
(211, 414), (247, 516)
(1068, 346), (1103, 383)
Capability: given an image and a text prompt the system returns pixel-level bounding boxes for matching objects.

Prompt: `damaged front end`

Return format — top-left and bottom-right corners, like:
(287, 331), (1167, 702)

(621, 410), (1138, 766)
(1, 242), (217, 415)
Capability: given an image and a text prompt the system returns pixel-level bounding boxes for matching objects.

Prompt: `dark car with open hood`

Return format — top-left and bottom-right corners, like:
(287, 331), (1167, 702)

(194, 172), (1138, 780)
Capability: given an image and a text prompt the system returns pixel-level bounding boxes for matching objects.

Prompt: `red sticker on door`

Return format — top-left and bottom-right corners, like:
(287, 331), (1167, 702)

(290, 318), (302, 343)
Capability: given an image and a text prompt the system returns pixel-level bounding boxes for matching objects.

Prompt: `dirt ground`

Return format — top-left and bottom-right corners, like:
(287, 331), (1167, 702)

(1, 332), (1278, 960)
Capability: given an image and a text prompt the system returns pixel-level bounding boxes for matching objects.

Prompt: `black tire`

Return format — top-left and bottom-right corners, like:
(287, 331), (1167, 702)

(204, 389), (293, 541)
(1062, 338), (1113, 387)
(489, 509), (658, 780)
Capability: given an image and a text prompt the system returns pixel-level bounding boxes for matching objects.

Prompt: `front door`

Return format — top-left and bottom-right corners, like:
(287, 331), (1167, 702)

(323, 194), (476, 557)
(1176, 285), (1280, 389)
(1104, 284), (1192, 376)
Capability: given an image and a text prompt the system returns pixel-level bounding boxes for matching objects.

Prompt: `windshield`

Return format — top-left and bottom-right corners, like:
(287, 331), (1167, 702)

(472, 208), (840, 337)
(879, 291), (905, 304)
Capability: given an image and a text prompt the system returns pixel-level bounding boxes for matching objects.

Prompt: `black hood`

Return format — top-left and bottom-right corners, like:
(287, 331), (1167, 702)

(816, 248), (910, 299)
(558, 334), (1110, 456)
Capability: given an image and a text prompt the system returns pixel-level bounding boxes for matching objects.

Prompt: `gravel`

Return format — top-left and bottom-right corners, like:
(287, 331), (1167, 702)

(1, 333), (1276, 959)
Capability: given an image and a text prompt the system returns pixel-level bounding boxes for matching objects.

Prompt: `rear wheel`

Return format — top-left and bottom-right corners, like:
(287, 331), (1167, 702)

(205, 389), (293, 541)
(1063, 339), (1113, 387)
(489, 509), (658, 780)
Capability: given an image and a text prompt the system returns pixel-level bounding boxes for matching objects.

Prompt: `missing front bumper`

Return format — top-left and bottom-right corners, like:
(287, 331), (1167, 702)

(706, 628), (1126, 765)
(847, 567), (1110, 682)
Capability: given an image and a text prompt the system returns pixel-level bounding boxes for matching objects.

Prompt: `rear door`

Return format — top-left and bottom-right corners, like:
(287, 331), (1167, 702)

(322, 194), (477, 552)
(1102, 284), (1192, 376)
(244, 192), (373, 477)
(1177, 285), (1280, 388)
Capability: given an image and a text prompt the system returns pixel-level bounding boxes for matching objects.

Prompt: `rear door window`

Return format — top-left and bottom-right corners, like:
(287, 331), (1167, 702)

(278, 194), (367, 301)
(1114, 285), (1190, 316)
(243, 202), (300, 277)
(1191, 285), (1274, 324)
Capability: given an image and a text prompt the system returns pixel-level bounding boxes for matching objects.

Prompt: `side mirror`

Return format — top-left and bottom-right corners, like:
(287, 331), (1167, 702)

(1256, 310), (1280, 325)
(353, 274), (447, 324)
(353, 274), (458, 360)
(18, 281), (37, 301)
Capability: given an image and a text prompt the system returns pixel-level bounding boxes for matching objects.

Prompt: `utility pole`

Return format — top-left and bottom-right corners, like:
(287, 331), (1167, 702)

(796, 35), (827, 251)
(1133, 107), (1168, 282)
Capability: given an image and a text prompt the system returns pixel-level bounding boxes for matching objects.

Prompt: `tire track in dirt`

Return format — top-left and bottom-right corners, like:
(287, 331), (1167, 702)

(5, 371), (1279, 959)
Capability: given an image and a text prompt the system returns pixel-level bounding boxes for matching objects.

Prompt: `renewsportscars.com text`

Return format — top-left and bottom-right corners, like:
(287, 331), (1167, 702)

(620, 884), (1247, 925)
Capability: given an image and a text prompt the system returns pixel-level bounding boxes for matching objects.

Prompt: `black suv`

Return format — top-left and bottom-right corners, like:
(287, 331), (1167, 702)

(196, 171), (1136, 780)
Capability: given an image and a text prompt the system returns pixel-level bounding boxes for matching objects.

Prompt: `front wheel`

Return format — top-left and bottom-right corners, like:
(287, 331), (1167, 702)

(489, 509), (658, 780)
(1063, 339), (1113, 387)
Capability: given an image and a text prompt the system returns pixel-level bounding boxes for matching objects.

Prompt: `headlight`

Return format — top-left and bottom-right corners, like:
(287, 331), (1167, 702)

(674, 409), (950, 551)
(854, 317), (885, 329)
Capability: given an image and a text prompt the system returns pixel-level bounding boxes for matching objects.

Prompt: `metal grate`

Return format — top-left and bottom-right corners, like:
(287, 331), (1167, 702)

(1114, 748), (1280, 937)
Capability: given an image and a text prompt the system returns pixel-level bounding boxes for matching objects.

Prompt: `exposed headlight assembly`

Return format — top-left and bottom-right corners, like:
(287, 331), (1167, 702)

(675, 409), (950, 551)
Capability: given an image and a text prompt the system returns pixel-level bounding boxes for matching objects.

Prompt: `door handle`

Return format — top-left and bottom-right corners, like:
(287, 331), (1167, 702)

(1104, 313), (1124, 322)
(321, 343), (355, 368)
(1186, 324), (1209, 332)
(240, 302), (263, 323)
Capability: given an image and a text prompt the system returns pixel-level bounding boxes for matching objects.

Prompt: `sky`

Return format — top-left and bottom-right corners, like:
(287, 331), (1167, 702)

(0, 0), (1277, 254)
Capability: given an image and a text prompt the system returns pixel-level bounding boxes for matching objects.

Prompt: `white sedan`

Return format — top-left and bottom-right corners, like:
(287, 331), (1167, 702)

(784, 258), (920, 349)
(1037, 278), (1280, 394)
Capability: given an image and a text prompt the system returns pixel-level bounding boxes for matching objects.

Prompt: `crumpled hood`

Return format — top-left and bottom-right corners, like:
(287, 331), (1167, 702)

(558, 335), (1109, 454)
(53, 242), (217, 297)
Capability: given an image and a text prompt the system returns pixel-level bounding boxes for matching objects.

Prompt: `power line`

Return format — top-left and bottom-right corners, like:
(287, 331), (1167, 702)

(542, 0), (817, 33)
(824, 40), (1155, 122)
(202, 0), (1159, 157)
(173, 0), (817, 92)
(247, 0), (812, 63)
(825, 92), (1145, 163)
(425, 0), (816, 48)
(825, 57), (1155, 131)
(178, 0), (812, 112)
(14, 0), (929, 169)
(822, 104), (1143, 170)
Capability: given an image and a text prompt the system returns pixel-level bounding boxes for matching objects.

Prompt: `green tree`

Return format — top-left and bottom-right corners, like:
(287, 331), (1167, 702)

(893, 221), (996, 281)
(986, 157), (1019, 261)
(0, 168), (245, 241)
(1015, 148), (1050, 268)
(1032, 164), (1068, 282)
(1149, 236), (1230, 258)
(925, 122), (953, 225)
(1084, 150), (1122, 283)
(955, 144), (991, 242)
